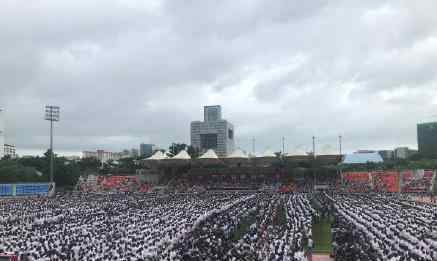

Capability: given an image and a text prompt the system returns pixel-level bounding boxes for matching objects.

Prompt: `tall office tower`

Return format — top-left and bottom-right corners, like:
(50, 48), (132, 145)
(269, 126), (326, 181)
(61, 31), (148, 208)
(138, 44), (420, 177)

(140, 143), (155, 158)
(417, 122), (437, 158)
(191, 105), (235, 157)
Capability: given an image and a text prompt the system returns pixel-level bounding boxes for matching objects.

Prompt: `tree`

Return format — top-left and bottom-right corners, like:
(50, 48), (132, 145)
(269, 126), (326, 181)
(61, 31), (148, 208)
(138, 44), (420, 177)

(1, 155), (11, 160)
(187, 145), (200, 159)
(79, 157), (101, 172)
(0, 159), (43, 183)
(118, 157), (136, 171)
(169, 143), (188, 156)
(3, 150), (83, 188)
(53, 160), (81, 188)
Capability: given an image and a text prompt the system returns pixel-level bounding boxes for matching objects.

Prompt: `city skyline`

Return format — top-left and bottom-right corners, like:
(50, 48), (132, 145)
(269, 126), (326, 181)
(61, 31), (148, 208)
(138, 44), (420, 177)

(1, 1), (437, 156)
(0, 103), (432, 157)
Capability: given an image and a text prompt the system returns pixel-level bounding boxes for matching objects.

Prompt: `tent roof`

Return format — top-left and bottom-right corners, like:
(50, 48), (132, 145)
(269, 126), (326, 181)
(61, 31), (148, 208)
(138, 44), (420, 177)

(258, 149), (276, 158)
(171, 150), (191, 160)
(199, 149), (219, 159)
(342, 152), (383, 164)
(146, 151), (166, 160)
(227, 149), (248, 159)
(283, 152), (308, 157)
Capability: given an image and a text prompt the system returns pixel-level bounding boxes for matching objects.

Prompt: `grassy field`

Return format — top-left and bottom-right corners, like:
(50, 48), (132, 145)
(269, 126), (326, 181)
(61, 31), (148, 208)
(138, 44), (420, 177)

(231, 213), (257, 241)
(312, 218), (333, 253)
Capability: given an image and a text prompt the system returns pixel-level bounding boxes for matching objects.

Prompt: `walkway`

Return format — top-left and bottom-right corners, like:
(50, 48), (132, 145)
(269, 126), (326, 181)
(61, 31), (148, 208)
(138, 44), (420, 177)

(313, 254), (334, 261)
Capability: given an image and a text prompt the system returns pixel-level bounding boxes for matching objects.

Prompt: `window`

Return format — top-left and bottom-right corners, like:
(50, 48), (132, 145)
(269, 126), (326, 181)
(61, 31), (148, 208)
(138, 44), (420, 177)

(200, 134), (218, 150)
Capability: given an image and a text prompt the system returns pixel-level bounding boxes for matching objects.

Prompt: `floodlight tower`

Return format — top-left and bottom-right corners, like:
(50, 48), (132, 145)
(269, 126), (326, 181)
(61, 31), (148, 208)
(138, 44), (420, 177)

(312, 136), (316, 159)
(45, 106), (60, 183)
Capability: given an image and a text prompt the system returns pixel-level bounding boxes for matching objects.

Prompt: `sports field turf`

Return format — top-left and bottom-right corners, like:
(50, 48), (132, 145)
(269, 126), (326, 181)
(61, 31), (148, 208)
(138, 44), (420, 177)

(312, 218), (333, 253)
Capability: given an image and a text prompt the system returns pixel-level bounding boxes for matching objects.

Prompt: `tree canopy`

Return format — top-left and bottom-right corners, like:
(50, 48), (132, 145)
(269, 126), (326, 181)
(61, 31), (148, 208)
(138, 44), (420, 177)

(0, 150), (82, 188)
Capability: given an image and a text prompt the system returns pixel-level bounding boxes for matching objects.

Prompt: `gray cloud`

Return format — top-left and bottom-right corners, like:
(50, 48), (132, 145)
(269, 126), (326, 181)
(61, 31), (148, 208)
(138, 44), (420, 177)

(0, 0), (436, 156)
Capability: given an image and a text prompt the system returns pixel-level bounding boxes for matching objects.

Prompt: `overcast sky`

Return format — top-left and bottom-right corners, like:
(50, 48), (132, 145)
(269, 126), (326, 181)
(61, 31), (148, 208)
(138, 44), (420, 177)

(1, 0), (437, 156)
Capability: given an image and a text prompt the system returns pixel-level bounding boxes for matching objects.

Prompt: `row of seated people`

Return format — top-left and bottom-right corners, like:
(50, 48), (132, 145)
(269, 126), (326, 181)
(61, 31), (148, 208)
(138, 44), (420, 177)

(78, 183), (153, 193)
(170, 175), (281, 192)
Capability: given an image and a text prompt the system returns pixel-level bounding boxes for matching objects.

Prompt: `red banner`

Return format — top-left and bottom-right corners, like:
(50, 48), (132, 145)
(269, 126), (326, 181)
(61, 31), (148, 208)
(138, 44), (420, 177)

(371, 171), (400, 193)
(401, 170), (434, 193)
(98, 176), (140, 191)
(342, 172), (372, 192)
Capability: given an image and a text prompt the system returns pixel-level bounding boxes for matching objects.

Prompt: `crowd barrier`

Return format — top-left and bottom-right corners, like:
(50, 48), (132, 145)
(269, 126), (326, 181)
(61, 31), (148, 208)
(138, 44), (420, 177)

(0, 183), (55, 197)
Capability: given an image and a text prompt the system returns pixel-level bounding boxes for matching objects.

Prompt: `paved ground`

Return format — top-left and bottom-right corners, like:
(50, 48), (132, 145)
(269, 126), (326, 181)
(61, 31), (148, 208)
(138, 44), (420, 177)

(312, 254), (334, 261)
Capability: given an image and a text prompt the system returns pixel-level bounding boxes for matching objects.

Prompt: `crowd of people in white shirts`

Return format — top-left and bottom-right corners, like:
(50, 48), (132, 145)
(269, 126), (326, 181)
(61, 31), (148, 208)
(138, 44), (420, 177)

(0, 192), (317, 261)
(0, 193), (254, 260)
(2, 190), (437, 260)
(170, 193), (316, 261)
(332, 193), (437, 261)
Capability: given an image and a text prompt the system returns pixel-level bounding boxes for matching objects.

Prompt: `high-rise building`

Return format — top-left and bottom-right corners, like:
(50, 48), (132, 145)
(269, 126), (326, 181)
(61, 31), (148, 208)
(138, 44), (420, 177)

(204, 105), (222, 122)
(4, 144), (16, 158)
(190, 105), (235, 157)
(417, 122), (437, 158)
(0, 109), (4, 159)
(139, 143), (155, 158)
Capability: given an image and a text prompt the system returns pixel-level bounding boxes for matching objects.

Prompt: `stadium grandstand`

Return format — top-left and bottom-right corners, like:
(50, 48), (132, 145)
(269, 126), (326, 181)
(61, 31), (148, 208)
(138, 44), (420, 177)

(2, 149), (437, 260)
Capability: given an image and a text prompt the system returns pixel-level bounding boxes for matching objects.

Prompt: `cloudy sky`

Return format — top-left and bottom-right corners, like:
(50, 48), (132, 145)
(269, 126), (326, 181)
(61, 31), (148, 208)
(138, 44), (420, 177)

(1, 0), (437, 156)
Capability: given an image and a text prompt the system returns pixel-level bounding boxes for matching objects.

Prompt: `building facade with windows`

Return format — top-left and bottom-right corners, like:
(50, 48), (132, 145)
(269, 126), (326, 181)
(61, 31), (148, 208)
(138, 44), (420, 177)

(394, 147), (417, 159)
(82, 150), (121, 162)
(140, 144), (156, 158)
(378, 150), (394, 161)
(190, 105), (235, 157)
(4, 144), (16, 158)
(418, 122), (437, 158)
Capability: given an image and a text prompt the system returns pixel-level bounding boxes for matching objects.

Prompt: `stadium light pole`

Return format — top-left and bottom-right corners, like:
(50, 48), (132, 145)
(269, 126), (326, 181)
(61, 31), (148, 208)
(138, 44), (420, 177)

(45, 106), (60, 183)
(312, 136), (316, 159)
(252, 137), (255, 155)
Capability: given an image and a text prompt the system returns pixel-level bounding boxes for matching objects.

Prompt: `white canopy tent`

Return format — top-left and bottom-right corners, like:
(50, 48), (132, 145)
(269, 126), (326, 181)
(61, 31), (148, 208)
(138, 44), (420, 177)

(259, 149), (276, 158)
(199, 149), (219, 159)
(227, 149), (249, 159)
(171, 150), (191, 160)
(146, 151), (167, 160)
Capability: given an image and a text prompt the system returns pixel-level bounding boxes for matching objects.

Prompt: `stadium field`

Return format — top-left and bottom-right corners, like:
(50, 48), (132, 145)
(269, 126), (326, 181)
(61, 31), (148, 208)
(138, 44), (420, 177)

(312, 218), (332, 253)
